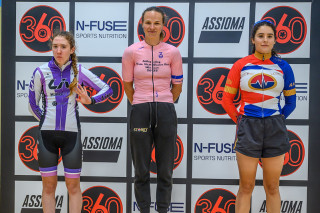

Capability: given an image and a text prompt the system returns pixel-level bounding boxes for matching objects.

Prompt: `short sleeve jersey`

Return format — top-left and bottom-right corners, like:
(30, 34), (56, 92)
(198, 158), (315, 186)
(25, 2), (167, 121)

(122, 40), (183, 105)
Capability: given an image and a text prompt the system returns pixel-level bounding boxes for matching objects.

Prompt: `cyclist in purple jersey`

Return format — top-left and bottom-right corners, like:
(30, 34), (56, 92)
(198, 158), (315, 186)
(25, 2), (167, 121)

(28, 31), (112, 213)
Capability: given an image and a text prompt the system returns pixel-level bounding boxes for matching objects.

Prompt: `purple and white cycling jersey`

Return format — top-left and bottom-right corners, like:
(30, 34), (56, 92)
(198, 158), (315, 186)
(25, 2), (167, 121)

(28, 58), (113, 132)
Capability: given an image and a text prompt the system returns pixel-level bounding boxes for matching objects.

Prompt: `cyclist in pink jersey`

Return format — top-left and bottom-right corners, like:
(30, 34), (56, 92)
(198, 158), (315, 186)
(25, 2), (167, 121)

(222, 20), (296, 213)
(122, 7), (183, 213)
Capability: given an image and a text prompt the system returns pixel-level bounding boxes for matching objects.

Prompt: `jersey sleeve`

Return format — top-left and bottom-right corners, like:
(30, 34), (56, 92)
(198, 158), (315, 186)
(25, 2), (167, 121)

(28, 68), (43, 121)
(222, 61), (242, 123)
(122, 46), (135, 83)
(78, 65), (113, 104)
(281, 62), (296, 118)
(171, 48), (183, 84)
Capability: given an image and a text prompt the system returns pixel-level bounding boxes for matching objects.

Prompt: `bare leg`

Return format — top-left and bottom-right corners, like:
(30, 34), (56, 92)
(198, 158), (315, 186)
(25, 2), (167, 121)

(261, 154), (285, 213)
(42, 176), (58, 213)
(65, 177), (82, 213)
(235, 152), (259, 213)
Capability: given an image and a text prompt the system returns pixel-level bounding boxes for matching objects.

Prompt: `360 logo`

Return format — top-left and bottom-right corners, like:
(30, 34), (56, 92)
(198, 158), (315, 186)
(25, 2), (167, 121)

(195, 188), (236, 213)
(84, 66), (124, 113)
(82, 186), (123, 213)
(137, 6), (185, 47)
(18, 126), (61, 172)
(197, 67), (241, 115)
(261, 6), (307, 54)
(259, 130), (305, 176)
(19, 5), (66, 53)
(150, 135), (184, 174)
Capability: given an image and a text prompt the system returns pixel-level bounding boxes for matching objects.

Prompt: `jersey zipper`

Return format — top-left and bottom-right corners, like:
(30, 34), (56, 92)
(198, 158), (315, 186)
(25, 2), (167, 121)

(59, 71), (63, 130)
(152, 46), (155, 102)
(261, 67), (264, 118)
(55, 62), (64, 130)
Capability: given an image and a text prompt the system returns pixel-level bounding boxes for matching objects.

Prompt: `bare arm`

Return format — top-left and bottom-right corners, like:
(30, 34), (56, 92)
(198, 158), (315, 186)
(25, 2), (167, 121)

(171, 83), (182, 103)
(123, 81), (134, 104)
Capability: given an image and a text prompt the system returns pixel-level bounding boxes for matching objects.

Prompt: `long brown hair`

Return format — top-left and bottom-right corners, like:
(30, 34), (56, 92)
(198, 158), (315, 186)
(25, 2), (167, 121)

(141, 6), (166, 40)
(51, 30), (78, 96)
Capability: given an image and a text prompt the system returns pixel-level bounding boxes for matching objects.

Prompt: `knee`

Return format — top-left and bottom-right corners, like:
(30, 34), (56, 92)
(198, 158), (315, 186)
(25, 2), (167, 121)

(239, 181), (255, 195)
(66, 180), (81, 195)
(43, 181), (57, 195)
(264, 183), (279, 196)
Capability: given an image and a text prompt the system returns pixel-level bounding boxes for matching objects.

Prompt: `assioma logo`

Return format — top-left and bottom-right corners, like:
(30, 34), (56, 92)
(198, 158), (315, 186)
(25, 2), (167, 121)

(259, 130), (305, 176)
(150, 135), (184, 174)
(82, 186), (123, 213)
(195, 188), (236, 213)
(82, 136), (123, 163)
(83, 66), (124, 113)
(259, 199), (303, 213)
(18, 126), (61, 172)
(20, 194), (63, 213)
(19, 5), (66, 53)
(197, 67), (240, 115)
(260, 6), (307, 54)
(137, 6), (185, 47)
(199, 17), (246, 43)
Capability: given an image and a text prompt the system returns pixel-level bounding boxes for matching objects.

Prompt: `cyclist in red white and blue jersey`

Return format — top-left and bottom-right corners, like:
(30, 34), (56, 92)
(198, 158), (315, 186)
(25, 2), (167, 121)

(28, 31), (112, 213)
(222, 20), (296, 213)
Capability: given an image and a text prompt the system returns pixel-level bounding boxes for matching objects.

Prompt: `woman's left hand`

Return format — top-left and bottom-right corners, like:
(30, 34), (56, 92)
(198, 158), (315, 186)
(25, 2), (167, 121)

(75, 83), (92, 104)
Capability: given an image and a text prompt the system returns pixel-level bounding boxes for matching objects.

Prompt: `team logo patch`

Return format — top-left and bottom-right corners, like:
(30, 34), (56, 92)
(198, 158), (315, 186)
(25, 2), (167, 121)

(259, 130), (305, 176)
(150, 135), (184, 174)
(19, 5), (66, 53)
(197, 67), (240, 115)
(195, 188), (236, 213)
(248, 73), (277, 90)
(137, 6), (185, 47)
(82, 186), (123, 213)
(84, 66), (124, 113)
(260, 6), (307, 54)
(18, 126), (62, 172)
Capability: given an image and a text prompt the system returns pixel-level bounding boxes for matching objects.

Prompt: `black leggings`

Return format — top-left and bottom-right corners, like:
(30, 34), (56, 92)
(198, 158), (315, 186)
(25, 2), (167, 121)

(130, 102), (177, 213)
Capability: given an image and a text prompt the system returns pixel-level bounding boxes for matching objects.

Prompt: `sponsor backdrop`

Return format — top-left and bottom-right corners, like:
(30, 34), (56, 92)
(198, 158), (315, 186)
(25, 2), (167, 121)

(1, 0), (319, 212)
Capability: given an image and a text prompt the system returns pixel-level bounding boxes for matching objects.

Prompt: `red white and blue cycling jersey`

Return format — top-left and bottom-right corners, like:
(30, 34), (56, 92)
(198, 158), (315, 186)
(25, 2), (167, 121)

(28, 57), (113, 131)
(222, 54), (296, 123)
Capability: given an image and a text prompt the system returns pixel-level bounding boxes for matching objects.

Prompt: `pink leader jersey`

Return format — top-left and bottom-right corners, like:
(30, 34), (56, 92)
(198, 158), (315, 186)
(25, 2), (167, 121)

(122, 40), (183, 105)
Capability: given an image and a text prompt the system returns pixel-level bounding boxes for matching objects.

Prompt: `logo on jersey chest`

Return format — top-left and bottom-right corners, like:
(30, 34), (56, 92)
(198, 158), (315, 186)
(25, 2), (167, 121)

(248, 73), (277, 90)
(48, 78), (70, 89)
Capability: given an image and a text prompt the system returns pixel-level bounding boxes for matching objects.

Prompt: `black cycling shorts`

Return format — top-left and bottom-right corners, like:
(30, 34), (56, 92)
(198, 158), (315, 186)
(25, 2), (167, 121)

(38, 130), (82, 178)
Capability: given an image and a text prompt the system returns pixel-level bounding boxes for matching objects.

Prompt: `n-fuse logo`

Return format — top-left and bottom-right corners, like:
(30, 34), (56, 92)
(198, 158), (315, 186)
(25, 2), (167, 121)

(19, 5), (66, 53)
